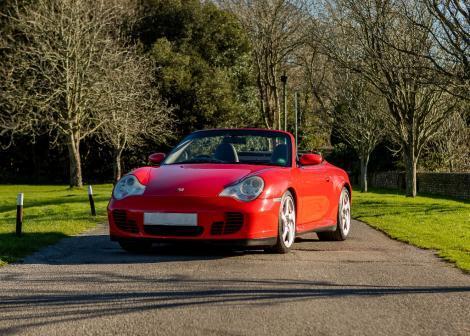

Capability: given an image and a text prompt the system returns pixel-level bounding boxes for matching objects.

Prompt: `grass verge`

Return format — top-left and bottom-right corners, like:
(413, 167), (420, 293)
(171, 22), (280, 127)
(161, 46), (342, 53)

(353, 188), (470, 272)
(0, 184), (112, 266)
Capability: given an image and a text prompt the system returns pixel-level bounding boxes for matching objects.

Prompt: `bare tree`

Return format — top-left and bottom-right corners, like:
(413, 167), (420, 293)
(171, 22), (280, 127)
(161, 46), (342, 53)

(98, 52), (173, 182)
(292, 26), (349, 149)
(335, 75), (386, 192)
(221, 0), (308, 129)
(423, 109), (470, 172)
(297, 42), (336, 117)
(422, 0), (469, 94)
(0, 0), (140, 187)
(319, 0), (458, 196)
(0, 1), (37, 146)
(0, 89), (37, 146)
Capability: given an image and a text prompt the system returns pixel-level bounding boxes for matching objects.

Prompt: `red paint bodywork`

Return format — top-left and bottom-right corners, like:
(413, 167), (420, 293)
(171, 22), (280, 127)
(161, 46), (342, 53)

(108, 129), (351, 245)
(299, 153), (323, 166)
(148, 152), (166, 165)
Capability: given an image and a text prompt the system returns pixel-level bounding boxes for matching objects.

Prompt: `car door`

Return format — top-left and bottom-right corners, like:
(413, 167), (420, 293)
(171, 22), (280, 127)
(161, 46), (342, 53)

(294, 162), (334, 231)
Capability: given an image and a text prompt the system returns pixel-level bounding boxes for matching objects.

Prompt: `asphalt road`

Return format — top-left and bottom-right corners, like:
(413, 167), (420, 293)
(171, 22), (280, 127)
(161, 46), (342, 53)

(1, 220), (469, 336)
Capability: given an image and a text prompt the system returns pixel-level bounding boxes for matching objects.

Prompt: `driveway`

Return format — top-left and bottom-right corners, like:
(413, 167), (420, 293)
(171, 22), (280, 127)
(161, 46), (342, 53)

(0, 220), (469, 336)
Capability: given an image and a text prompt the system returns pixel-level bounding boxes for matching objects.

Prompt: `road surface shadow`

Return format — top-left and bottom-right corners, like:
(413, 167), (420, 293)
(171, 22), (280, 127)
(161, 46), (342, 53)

(1, 273), (469, 334)
(18, 233), (272, 265)
(17, 231), (379, 265)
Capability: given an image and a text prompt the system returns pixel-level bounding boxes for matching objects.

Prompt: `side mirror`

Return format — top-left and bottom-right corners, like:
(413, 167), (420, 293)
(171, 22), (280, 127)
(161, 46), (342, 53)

(299, 153), (323, 166)
(148, 153), (165, 165)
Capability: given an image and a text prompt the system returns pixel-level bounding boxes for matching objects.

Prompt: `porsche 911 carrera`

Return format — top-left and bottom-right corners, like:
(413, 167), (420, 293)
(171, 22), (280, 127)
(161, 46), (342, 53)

(108, 128), (352, 253)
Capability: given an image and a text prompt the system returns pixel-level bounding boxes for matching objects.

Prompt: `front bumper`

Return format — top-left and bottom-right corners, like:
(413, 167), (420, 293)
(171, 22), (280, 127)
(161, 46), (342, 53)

(109, 236), (277, 248)
(107, 195), (280, 242)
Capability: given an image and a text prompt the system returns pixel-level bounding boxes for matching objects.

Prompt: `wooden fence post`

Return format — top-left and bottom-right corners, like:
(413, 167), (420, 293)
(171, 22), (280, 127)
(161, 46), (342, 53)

(88, 185), (96, 216)
(16, 193), (24, 237)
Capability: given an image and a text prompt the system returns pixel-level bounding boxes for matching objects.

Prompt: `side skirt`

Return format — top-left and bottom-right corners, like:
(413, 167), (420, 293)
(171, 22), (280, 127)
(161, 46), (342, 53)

(296, 224), (337, 236)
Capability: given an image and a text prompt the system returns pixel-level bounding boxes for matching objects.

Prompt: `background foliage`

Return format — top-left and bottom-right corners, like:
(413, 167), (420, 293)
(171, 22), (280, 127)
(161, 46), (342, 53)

(0, 0), (468, 186)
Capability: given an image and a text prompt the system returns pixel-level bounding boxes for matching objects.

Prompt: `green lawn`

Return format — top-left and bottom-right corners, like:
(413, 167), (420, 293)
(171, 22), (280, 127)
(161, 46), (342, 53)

(0, 184), (112, 266)
(353, 188), (470, 272)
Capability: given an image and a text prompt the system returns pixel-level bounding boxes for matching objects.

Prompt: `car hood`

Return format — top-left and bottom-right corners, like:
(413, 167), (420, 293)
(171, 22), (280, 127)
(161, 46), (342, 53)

(144, 164), (270, 197)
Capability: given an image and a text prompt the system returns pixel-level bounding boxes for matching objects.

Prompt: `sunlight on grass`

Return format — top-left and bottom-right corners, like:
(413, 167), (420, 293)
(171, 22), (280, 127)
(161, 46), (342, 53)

(353, 189), (470, 272)
(0, 184), (113, 265)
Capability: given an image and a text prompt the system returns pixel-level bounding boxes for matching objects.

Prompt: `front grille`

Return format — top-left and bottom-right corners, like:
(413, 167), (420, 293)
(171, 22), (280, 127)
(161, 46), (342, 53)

(211, 212), (244, 235)
(112, 210), (138, 233)
(144, 225), (203, 237)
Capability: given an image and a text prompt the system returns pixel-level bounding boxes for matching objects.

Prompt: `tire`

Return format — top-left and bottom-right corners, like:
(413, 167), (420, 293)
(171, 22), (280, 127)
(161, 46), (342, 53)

(267, 191), (296, 254)
(317, 187), (351, 241)
(118, 240), (152, 253)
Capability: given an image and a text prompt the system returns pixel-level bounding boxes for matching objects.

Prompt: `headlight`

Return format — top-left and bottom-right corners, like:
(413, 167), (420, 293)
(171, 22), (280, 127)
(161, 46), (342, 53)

(219, 176), (264, 202)
(113, 174), (146, 200)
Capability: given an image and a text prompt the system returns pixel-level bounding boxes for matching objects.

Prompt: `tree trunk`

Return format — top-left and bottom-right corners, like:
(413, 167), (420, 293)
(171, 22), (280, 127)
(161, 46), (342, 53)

(404, 147), (417, 197)
(113, 148), (123, 182)
(272, 82), (281, 130)
(255, 61), (271, 128)
(264, 86), (273, 129)
(67, 133), (83, 188)
(360, 153), (369, 193)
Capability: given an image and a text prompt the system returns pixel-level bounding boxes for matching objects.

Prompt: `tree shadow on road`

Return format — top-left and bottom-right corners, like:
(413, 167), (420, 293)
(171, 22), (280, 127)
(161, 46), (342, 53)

(16, 233), (265, 265)
(12, 228), (385, 265)
(0, 272), (469, 335)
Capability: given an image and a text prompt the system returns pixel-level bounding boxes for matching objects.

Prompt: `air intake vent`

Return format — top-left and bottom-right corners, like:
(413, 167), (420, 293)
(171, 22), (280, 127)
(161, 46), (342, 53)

(113, 210), (138, 233)
(211, 221), (224, 235)
(225, 212), (244, 234)
(211, 213), (244, 235)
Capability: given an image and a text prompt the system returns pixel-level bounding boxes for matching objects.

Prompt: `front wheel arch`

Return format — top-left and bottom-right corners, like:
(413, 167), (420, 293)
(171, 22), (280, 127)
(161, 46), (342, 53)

(317, 187), (351, 241)
(287, 187), (298, 223)
(342, 182), (352, 203)
(266, 190), (296, 254)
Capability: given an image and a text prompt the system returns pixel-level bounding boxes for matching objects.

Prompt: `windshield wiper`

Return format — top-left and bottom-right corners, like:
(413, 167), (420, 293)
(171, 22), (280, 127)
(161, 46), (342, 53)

(175, 158), (226, 164)
(238, 160), (282, 166)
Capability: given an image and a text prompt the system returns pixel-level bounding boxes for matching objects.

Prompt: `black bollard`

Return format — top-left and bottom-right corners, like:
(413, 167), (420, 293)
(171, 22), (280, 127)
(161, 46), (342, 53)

(16, 193), (24, 237)
(88, 185), (96, 216)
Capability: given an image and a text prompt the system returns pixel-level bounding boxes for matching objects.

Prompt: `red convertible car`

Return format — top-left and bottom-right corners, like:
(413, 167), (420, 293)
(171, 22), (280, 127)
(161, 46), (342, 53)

(108, 128), (351, 253)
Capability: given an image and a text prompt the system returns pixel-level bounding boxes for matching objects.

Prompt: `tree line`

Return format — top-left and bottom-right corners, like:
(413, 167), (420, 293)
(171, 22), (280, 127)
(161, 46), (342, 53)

(0, 0), (468, 196)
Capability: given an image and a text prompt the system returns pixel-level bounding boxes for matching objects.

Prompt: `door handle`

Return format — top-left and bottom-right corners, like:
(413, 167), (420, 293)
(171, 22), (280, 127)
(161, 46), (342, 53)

(325, 177), (330, 182)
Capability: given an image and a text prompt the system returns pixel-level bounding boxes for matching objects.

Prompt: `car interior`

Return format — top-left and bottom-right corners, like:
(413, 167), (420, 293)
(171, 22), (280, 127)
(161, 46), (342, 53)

(213, 142), (288, 166)
(165, 133), (291, 166)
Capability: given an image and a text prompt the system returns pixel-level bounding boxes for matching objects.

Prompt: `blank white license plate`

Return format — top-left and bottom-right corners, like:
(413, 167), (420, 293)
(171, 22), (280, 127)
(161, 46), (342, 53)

(144, 213), (198, 226)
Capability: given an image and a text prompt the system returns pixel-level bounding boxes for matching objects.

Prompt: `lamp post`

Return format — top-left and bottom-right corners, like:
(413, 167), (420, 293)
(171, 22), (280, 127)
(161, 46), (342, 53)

(280, 73), (287, 131)
(294, 91), (299, 153)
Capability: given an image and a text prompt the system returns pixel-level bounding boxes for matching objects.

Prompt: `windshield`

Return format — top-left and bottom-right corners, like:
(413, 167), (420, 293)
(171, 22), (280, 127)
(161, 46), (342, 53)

(164, 130), (292, 167)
